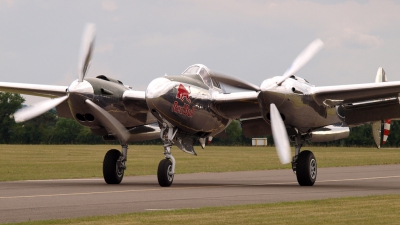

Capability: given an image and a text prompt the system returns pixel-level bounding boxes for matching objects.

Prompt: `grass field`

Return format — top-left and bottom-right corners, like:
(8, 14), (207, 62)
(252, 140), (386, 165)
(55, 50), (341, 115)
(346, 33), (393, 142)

(9, 194), (400, 225)
(2, 145), (400, 225)
(1, 145), (400, 181)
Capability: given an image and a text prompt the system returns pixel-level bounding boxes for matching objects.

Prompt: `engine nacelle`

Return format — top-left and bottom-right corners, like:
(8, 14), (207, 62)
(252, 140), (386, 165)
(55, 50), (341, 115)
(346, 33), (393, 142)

(310, 125), (350, 142)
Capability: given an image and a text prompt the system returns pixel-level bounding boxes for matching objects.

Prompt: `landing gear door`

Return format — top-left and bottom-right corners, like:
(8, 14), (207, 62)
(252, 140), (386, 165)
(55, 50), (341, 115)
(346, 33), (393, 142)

(175, 136), (197, 155)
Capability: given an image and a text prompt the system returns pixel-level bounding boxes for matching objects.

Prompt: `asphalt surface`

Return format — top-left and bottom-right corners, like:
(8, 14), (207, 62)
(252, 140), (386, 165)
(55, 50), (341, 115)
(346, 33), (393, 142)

(1, 164), (400, 223)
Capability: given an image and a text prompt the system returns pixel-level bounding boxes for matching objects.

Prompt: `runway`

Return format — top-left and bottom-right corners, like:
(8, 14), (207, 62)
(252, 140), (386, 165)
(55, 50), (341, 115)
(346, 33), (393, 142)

(1, 164), (400, 223)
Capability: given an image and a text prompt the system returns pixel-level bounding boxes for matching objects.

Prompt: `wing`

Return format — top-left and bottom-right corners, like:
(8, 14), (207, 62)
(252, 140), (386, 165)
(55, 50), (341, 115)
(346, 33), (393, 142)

(211, 91), (272, 138)
(122, 90), (149, 113)
(312, 81), (400, 107)
(122, 89), (158, 125)
(0, 82), (71, 119)
(0, 82), (68, 98)
(312, 81), (400, 125)
(211, 91), (260, 120)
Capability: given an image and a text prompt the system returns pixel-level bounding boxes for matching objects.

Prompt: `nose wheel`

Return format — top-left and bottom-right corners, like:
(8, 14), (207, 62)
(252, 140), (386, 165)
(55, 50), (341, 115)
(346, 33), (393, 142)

(157, 159), (174, 187)
(157, 123), (177, 187)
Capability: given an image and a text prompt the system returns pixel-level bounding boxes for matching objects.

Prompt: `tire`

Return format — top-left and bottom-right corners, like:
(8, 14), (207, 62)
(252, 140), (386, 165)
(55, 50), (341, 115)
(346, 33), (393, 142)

(296, 150), (317, 186)
(157, 159), (174, 187)
(103, 149), (124, 184)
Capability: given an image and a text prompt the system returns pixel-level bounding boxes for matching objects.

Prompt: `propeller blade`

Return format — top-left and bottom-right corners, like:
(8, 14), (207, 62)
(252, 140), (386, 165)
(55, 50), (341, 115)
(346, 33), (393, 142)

(78, 23), (96, 82)
(276, 39), (324, 86)
(270, 103), (291, 164)
(85, 99), (130, 143)
(210, 71), (260, 91)
(14, 95), (68, 123)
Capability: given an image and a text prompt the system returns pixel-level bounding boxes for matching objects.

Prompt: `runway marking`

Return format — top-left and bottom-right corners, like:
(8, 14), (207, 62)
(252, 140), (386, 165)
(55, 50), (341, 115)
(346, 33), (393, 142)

(1, 175), (400, 200)
(317, 175), (400, 183)
(25, 178), (103, 182)
(0, 185), (219, 199)
(253, 175), (400, 186)
(145, 209), (176, 211)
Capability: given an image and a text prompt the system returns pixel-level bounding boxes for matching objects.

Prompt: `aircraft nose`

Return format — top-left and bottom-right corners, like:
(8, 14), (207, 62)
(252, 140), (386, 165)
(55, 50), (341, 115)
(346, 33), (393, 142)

(146, 77), (174, 99)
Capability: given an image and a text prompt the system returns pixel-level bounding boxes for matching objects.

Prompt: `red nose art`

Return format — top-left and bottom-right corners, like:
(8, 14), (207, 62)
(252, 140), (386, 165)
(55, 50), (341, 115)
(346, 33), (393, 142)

(172, 84), (195, 117)
(176, 84), (191, 103)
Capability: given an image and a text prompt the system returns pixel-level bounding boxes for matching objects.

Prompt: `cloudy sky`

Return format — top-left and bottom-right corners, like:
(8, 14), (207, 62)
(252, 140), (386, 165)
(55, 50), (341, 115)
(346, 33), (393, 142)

(1, 0), (400, 104)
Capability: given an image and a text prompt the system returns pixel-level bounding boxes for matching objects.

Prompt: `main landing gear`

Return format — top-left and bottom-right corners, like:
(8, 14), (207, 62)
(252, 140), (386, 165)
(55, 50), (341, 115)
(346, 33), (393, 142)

(103, 144), (128, 184)
(291, 133), (317, 186)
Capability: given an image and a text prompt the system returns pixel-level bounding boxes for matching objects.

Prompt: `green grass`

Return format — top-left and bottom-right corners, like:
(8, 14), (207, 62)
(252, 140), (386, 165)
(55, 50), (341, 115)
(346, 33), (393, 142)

(1, 145), (400, 181)
(8, 194), (400, 225)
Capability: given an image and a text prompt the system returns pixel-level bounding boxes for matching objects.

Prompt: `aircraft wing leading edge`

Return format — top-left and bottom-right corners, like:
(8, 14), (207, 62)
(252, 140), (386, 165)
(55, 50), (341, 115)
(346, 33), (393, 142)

(312, 81), (400, 107)
(312, 81), (400, 125)
(0, 82), (68, 98)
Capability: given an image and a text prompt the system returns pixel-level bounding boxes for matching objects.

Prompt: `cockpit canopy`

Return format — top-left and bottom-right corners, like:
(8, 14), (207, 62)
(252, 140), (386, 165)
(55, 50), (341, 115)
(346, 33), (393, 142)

(182, 64), (221, 89)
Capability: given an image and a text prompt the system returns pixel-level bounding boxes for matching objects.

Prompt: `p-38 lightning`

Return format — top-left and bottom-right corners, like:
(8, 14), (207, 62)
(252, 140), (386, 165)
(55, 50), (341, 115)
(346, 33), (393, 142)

(2, 24), (400, 187)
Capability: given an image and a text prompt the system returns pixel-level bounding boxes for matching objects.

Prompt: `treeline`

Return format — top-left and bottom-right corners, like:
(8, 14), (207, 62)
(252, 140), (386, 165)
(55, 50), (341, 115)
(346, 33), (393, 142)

(0, 92), (103, 144)
(0, 92), (399, 147)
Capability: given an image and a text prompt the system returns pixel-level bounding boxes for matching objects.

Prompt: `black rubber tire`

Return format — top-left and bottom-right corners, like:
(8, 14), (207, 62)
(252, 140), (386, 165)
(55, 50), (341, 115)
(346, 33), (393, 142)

(103, 149), (124, 184)
(296, 150), (317, 186)
(157, 159), (174, 187)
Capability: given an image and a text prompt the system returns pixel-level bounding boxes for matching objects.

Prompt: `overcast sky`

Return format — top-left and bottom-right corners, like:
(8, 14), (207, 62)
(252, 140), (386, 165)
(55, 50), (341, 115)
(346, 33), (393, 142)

(1, 0), (400, 104)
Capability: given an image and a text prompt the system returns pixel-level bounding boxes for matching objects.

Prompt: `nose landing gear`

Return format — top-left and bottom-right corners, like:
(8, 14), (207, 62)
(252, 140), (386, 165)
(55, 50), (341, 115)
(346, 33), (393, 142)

(157, 124), (177, 187)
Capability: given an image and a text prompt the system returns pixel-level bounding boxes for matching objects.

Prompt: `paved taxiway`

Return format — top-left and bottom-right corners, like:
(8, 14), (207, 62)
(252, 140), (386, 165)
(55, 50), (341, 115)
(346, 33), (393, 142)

(1, 164), (400, 223)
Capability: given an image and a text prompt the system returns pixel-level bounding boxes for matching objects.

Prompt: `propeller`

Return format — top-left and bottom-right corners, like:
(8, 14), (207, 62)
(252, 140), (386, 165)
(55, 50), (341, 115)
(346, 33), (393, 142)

(13, 23), (96, 123)
(14, 96), (69, 123)
(274, 39), (323, 86)
(78, 23), (96, 82)
(269, 103), (291, 164)
(85, 99), (130, 143)
(209, 39), (323, 92)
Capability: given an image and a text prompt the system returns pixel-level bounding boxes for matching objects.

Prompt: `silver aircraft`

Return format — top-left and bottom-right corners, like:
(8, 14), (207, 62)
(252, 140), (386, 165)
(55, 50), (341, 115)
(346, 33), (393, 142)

(1, 24), (400, 187)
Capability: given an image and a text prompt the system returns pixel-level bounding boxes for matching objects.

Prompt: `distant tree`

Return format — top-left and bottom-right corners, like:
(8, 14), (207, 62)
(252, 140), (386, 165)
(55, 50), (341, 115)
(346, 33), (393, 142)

(345, 125), (374, 146)
(0, 92), (24, 143)
(212, 120), (251, 146)
(52, 118), (83, 144)
(11, 110), (57, 144)
(75, 126), (104, 144)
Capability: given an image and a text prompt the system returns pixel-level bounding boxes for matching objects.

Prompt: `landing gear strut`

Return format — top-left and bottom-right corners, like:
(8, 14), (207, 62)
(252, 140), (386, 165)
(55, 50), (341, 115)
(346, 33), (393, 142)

(103, 144), (128, 184)
(291, 133), (317, 186)
(157, 124), (177, 187)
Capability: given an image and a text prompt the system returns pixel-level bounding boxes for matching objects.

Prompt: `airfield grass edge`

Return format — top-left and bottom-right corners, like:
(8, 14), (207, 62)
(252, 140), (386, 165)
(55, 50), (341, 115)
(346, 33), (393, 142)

(1, 145), (400, 181)
(8, 194), (400, 225)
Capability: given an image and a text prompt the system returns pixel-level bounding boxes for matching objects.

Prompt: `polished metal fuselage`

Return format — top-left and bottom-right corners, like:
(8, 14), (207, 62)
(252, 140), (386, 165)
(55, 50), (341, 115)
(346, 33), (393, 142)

(146, 75), (230, 137)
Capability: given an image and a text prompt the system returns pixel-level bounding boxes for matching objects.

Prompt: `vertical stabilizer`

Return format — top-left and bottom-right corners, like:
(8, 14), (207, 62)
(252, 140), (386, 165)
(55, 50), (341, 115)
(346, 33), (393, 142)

(375, 67), (387, 83)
